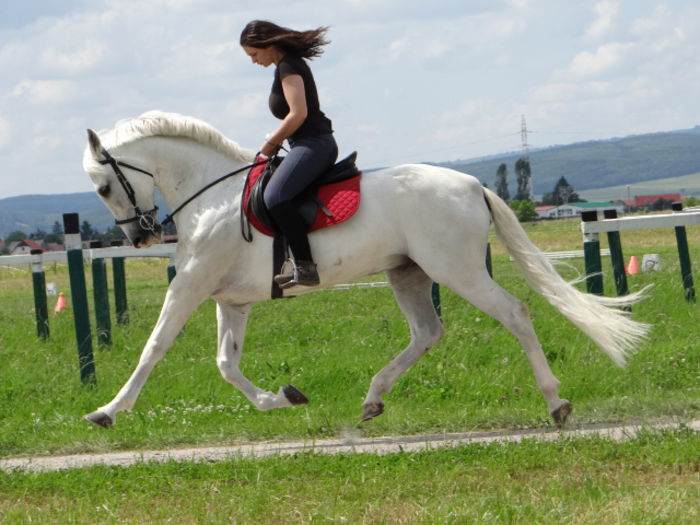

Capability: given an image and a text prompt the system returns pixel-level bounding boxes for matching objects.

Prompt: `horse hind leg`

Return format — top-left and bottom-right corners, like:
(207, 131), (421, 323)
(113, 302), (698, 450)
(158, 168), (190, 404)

(362, 263), (445, 421)
(444, 271), (571, 426)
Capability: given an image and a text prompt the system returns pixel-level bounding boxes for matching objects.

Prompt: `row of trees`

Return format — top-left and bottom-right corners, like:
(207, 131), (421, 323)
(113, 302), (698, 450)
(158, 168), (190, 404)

(3, 220), (126, 249)
(493, 158), (585, 221)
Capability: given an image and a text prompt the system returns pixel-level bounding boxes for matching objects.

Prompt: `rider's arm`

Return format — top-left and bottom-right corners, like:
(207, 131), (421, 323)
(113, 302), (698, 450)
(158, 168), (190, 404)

(261, 74), (307, 156)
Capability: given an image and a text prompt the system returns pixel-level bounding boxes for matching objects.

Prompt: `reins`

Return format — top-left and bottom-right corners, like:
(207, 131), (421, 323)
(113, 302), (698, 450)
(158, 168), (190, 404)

(98, 147), (267, 231)
(161, 158), (267, 226)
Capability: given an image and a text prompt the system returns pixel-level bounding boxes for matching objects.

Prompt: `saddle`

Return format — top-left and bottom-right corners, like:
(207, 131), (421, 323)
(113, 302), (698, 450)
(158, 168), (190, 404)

(242, 152), (361, 238)
(241, 152), (362, 299)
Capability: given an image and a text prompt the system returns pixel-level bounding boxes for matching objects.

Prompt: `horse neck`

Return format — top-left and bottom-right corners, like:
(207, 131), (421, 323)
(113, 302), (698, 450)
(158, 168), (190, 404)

(131, 137), (251, 221)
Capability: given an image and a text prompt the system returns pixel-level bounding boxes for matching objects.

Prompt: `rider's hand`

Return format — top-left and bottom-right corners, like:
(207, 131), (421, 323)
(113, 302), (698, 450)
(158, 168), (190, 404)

(260, 139), (281, 158)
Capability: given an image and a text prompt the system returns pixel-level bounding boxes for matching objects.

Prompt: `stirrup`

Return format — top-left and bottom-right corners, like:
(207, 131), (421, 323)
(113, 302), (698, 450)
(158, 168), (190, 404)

(275, 259), (320, 289)
(274, 259), (296, 286)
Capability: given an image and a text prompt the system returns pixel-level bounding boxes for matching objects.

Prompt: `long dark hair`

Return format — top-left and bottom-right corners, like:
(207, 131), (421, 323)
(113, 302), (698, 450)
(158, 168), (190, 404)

(240, 20), (330, 59)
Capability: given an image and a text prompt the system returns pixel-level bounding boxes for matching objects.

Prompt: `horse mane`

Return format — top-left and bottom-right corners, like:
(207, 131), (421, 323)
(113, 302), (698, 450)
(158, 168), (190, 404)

(101, 110), (256, 162)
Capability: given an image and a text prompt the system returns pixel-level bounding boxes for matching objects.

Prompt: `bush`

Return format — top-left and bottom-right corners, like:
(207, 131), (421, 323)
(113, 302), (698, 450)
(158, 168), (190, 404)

(509, 199), (538, 222)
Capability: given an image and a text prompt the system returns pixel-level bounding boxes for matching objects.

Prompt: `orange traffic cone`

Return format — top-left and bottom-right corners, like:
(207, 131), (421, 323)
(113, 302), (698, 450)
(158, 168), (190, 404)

(626, 255), (639, 275)
(54, 292), (67, 313)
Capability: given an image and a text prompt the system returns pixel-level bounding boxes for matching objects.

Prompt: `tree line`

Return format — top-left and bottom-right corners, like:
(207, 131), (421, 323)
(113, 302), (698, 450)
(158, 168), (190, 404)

(2, 220), (126, 253)
(492, 158), (694, 222)
(493, 157), (585, 221)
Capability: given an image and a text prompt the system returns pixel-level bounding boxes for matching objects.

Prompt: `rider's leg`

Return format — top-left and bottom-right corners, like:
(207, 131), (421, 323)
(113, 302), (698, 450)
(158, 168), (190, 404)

(264, 134), (337, 287)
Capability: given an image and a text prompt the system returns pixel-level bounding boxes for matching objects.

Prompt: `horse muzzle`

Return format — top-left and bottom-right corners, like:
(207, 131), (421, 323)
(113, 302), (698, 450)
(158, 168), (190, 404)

(117, 207), (162, 248)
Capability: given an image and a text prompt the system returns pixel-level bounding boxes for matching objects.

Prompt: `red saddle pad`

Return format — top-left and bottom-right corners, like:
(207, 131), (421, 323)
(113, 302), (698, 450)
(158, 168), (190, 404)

(243, 158), (362, 237)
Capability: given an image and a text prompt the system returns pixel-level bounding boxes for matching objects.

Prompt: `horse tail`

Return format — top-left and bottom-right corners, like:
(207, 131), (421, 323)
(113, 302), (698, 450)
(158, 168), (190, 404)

(482, 188), (650, 367)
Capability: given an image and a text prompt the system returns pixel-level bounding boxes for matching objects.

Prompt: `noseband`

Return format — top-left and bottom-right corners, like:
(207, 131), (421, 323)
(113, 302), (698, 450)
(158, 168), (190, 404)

(98, 148), (161, 233)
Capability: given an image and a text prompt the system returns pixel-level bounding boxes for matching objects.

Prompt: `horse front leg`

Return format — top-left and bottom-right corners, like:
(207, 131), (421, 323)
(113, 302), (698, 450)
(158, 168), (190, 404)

(84, 283), (207, 428)
(215, 301), (309, 410)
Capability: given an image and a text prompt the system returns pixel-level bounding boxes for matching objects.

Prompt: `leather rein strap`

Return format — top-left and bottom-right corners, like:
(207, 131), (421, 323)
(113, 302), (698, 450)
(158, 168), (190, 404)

(162, 158), (267, 226)
(98, 146), (267, 230)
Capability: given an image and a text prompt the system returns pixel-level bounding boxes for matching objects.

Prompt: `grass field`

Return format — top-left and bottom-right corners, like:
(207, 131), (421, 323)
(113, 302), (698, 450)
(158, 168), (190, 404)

(1, 428), (697, 524)
(0, 216), (698, 522)
(0, 217), (697, 455)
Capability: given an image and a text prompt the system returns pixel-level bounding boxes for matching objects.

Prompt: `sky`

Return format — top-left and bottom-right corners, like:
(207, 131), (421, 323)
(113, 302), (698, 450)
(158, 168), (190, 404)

(0, 0), (698, 199)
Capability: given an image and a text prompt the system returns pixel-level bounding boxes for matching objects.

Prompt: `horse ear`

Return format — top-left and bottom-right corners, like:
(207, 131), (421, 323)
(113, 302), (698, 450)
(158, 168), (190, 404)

(86, 129), (103, 161)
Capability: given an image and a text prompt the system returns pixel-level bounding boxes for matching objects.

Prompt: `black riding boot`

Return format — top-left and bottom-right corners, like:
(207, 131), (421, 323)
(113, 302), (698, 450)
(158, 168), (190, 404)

(268, 203), (320, 288)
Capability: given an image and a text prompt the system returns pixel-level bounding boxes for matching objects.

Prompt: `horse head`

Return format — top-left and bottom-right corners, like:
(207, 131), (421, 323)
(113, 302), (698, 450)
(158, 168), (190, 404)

(83, 129), (162, 248)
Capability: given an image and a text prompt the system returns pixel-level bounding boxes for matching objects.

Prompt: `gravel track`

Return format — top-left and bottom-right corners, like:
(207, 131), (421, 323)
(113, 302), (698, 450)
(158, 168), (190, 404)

(2, 418), (697, 473)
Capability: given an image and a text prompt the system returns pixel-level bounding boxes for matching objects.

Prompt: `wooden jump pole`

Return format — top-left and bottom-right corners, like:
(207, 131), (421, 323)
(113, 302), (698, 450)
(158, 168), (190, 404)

(30, 249), (49, 340)
(63, 213), (96, 385)
(90, 241), (112, 346)
(110, 240), (129, 325)
(603, 209), (629, 298)
(581, 210), (604, 295)
(671, 202), (695, 302)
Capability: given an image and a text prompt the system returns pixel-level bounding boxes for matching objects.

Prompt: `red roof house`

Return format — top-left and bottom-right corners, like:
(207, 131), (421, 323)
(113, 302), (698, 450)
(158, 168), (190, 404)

(633, 194), (681, 207)
(9, 239), (44, 255)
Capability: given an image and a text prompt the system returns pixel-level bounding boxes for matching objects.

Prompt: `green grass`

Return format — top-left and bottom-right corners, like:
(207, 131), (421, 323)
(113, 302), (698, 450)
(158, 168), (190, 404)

(0, 229), (698, 458)
(1, 428), (697, 524)
(1, 227), (698, 523)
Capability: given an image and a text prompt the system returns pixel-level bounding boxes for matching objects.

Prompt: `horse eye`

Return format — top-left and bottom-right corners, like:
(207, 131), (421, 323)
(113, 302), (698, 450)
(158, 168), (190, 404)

(97, 184), (111, 197)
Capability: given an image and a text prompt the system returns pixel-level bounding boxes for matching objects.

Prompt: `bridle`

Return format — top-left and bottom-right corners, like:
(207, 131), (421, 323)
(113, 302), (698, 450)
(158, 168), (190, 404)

(98, 148), (161, 233)
(98, 146), (268, 232)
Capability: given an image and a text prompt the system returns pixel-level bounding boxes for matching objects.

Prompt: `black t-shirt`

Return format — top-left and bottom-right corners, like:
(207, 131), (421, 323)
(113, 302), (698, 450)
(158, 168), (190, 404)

(269, 54), (333, 140)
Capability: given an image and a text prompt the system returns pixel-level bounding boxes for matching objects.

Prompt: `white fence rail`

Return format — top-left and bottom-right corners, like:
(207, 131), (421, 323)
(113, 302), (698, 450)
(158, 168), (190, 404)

(0, 243), (177, 267)
(581, 210), (700, 235)
(1, 243), (607, 273)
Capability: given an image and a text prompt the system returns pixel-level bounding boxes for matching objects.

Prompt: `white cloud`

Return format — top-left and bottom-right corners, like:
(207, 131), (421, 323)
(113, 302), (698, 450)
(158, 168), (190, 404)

(530, 81), (612, 104)
(585, 0), (619, 40)
(629, 4), (671, 36)
(10, 79), (76, 104)
(568, 41), (632, 78)
(0, 1), (700, 199)
(40, 41), (104, 74)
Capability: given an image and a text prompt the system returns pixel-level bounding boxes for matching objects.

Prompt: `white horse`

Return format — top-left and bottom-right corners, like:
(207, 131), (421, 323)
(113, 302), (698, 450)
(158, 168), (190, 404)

(82, 111), (648, 429)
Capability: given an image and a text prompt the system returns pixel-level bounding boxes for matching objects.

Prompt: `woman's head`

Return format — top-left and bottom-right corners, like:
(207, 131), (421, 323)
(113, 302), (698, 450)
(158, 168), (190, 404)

(240, 20), (330, 59)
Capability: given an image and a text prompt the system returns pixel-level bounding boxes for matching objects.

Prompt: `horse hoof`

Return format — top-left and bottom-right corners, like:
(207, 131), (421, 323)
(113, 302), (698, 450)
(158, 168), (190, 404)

(551, 401), (572, 428)
(84, 410), (113, 428)
(282, 385), (309, 405)
(361, 402), (384, 422)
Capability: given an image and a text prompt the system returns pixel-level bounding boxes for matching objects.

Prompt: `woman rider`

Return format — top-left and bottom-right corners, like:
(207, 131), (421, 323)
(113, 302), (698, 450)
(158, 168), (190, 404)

(240, 20), (338, 289)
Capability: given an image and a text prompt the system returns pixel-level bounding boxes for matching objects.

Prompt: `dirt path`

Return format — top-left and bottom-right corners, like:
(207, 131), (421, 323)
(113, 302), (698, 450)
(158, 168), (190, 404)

(2, 419), (697, 473)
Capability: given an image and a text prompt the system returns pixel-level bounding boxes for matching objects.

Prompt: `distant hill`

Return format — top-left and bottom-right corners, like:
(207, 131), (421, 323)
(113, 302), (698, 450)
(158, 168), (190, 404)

(0, 192), (170, 239)
(2, 127), (700, 238)
(435, 126), (700, 197)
